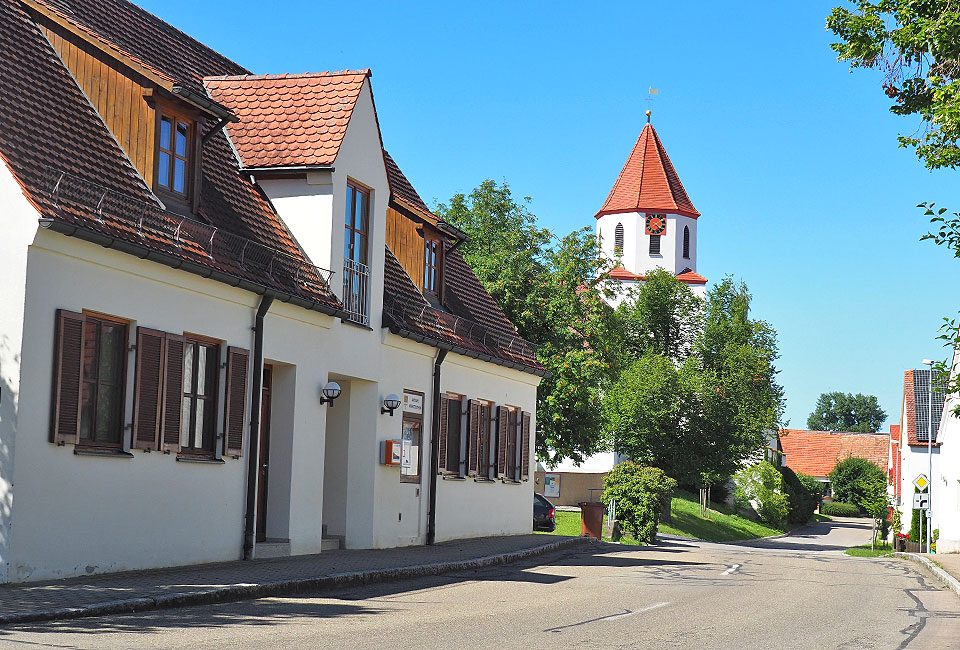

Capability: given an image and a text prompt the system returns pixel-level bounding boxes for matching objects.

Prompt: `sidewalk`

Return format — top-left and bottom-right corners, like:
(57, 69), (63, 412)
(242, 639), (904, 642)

(0, 534), (594, 626)
(896, 551), (960, 598)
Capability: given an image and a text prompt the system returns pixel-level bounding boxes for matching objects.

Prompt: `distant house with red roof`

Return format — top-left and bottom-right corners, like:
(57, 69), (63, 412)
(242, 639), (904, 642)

(778, 429), (891, 496)
(595, 115), (707, 306)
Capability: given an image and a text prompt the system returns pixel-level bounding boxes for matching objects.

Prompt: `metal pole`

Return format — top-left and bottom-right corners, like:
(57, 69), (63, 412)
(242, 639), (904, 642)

(928, 367), (934, 554)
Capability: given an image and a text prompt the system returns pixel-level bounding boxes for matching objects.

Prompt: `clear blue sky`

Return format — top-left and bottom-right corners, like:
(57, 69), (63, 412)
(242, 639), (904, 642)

(144, 0), (958, 431)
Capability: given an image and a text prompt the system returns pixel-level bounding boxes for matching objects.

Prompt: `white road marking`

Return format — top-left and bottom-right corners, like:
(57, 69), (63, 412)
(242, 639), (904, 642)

(723, 564), (741, 575)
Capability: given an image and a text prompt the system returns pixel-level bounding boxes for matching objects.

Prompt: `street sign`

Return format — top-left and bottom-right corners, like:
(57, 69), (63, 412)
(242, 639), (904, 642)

(914, 474), (929, 491)
(914, 493), (929, 510)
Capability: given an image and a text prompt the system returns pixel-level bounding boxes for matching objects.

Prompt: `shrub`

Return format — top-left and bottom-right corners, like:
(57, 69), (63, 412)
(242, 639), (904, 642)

(602, 462), (677, 544)
(779, 467), (819, 524)
(829, 456), (887, 512)
(734, 461), (790, 527)
(821, 501), (860, 517)
(910, 498), (928, 542)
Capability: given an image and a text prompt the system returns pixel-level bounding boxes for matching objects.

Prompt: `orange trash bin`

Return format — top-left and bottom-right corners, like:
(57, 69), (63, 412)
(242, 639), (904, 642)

(579, 501), (605, 539)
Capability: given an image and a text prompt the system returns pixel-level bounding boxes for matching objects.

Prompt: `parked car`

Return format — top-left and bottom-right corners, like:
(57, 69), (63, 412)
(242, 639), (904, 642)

(534, 493), (556, 531)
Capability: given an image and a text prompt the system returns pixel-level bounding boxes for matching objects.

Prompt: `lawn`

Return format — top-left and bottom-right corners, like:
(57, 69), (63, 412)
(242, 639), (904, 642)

(844, 544), (894, 557)
(537, 490), (798, 544)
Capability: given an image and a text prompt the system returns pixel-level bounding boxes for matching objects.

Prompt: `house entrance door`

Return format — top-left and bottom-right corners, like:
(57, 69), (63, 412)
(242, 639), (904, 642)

(256, 365), (273, 543)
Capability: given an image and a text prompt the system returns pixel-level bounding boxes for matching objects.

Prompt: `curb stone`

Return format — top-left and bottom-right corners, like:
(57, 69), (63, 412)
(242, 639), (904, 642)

(895, 552), (960, 598)
(0, 536), (597, 626)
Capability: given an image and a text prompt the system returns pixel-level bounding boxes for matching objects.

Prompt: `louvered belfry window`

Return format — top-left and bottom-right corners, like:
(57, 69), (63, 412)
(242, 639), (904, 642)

(649, 234), (661, 255)
(614, 223), (624, 255)
(683, 226), (690, 259)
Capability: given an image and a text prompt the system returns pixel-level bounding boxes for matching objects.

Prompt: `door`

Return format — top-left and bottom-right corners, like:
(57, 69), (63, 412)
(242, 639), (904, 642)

(256, 365), (273, 542)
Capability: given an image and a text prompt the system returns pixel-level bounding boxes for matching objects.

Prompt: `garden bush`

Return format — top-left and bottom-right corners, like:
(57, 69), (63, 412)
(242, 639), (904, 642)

(734, 461), (790, 527)
(602, 462), (677, 544)
(821, 501), (861, 517)
(779, 466), (820, 524)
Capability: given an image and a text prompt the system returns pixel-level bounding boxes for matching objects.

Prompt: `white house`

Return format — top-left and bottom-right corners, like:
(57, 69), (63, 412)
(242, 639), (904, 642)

(928, 349), (960, 552)
(594, 114), (707, 306)
(0, 0), (543, 583)
(893, 369), (946, 543)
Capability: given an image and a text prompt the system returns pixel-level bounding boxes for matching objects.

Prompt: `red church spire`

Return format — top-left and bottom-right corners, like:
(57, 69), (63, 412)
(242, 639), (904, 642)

(595, 118), (700, 220)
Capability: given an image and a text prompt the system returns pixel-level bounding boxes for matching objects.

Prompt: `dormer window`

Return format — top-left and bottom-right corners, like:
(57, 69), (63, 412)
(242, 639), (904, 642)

(424, 233), (442, 295)
(155, 109), (195, 200)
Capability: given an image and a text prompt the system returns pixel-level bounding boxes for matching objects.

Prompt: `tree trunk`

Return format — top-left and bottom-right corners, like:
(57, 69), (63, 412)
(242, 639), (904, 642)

(661, 492), (673, 524)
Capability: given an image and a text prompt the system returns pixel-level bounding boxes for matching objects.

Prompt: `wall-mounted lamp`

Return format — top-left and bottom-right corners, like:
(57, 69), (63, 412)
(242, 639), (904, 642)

(320, 381), (342, 406)
(381, 394), (402, 416)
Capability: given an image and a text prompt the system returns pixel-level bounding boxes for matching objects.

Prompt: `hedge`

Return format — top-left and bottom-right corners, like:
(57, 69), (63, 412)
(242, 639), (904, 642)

(821, 501), (861, 517)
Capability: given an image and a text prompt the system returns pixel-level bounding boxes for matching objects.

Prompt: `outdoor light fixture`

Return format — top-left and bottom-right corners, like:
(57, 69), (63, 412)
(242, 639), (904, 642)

(319, 381), (342, 406)
(381, 394), (402, 416)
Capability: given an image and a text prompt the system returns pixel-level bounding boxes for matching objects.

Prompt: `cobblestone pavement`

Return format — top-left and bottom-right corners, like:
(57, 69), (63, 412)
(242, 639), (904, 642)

(0, 534), (583, 622)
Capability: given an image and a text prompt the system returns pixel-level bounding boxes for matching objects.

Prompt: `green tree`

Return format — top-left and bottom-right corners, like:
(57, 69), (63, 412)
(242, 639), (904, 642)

(436, 180), (620, 465)
(601, 462), (677, 544)
(806, 392), (888, 433)
(605, 274), (785, 487)
(827, 2), (960, 169)
(829, 456), (888, 512)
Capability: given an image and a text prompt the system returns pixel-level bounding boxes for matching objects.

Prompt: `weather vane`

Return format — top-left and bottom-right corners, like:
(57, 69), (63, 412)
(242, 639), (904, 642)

(646, 86), (658, 123)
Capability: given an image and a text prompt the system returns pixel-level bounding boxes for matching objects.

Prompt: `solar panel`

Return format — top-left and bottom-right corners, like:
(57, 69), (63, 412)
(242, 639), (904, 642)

(914, 369), (947, 442)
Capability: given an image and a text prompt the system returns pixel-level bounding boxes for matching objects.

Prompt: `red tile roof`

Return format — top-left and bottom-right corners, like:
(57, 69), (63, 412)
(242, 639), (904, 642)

(607, 266), (708, 285)
(0, 0), (341, 312)
(596, 122), (700, 220)
(779, 429), (889, 478)
(205, 71), (371, 169)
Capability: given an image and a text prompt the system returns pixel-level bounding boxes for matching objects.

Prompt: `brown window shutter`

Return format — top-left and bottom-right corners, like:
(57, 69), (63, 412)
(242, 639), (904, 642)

(520, 411), (532, 481)
(437, 393), (449, 474)
(224, 346), (250, 457)
(132, 327), (165, 450)
(51, 309), (85, 445)
(467, 399), (481, 477)
(160, 333), (185, 453)
(496, 406), (508, 478)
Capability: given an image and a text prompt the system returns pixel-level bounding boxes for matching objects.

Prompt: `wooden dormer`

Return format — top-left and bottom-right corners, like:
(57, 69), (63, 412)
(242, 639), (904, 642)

(22, 0), (234, 211)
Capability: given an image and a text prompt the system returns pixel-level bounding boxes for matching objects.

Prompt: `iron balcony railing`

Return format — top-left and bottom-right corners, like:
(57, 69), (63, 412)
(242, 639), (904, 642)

(342, 258), (370, 326)
(37, 167), (337, 305)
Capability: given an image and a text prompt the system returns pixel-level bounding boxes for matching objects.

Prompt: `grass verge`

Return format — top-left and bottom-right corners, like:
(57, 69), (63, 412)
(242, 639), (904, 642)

(537, 490), (800, 544)
(844, 544), (894, 557)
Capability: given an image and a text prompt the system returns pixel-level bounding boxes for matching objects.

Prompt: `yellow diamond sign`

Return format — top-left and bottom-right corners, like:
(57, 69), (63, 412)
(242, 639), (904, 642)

(914, 474), (929, 491)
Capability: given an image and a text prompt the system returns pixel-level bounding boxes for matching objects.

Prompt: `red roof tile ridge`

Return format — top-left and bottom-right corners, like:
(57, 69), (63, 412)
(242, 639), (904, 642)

(204, 69), (372, 83)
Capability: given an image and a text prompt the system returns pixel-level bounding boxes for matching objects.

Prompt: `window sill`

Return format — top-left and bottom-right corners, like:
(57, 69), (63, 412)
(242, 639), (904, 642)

(441, 474), (466, 481)
(474, 477), (496, 483)
(501, 479), (522, 485)
(73, 447), (134, 458)
(341, 318), (373, 331)
(176, 455), (225, 465)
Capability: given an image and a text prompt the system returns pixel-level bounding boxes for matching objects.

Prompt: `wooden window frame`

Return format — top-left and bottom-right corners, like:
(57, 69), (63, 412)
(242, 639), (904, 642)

(474, 400), (495, 480)
(345, 181), (371, 266)
(178, 337), (220, 458)
(423, 232), (443, 296)
(153, 101), (200, 208)
(78, 311), (130, 450)
(441, 392), (465, 476)
(505, 407), (520, 482)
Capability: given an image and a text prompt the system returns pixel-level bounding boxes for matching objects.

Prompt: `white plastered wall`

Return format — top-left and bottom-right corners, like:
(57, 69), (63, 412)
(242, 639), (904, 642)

(0, 161), (40, 584)
(433, 353), (540, 542)
(932, 352), (960, 551)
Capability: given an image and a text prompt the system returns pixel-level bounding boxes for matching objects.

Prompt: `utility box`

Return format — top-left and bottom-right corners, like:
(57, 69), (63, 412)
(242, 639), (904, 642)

(380, 439), (402, 466)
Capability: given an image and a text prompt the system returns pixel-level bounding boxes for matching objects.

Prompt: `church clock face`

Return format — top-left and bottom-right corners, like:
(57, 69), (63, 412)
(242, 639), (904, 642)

(645, 214), (666, 236)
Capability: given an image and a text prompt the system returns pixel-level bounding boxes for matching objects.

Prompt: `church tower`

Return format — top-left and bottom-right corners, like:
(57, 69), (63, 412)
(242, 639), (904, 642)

(596, 113), (706, 306)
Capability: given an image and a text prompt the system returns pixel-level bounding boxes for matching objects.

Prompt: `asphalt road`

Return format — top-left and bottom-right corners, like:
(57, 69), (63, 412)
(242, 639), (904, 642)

(2, 517), (958, 650)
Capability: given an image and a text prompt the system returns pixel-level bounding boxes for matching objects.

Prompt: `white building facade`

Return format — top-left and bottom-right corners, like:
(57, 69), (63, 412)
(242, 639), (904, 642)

(0, 0), (542, 583)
